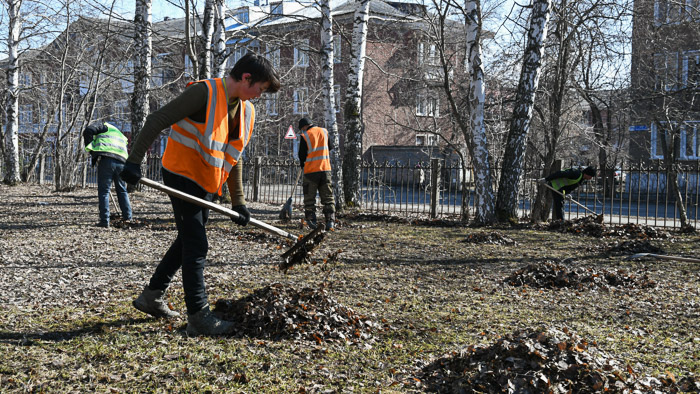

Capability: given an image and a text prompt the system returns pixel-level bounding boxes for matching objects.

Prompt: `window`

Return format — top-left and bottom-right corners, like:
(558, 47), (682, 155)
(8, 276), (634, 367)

(334, 84), (341, 112)
(416, 93), (439, 117)
(270, 2), (283, 18)
(265, 92), (278, 116)
(294, 39), (309, 67)
(655, 0), (683, 24)
(266, 44), (280, 69)
(121, 61), (134, 92)
(293, 88), (308, 114)
(79, 72), (89, 96)
(235, 10), (249, 24)
(19, 73), (31, 88)
(333, 35), (341, 63)
(654, 52), (680, 91)
(651, 122), (672, 159)
(681, 121), (700, 159)
(185, 55), (195, 79)
(19, 104), (32, 125)
(416, 133), (438, 146)
(683, 50), (700, 87)
(417, 41), (437, 66)
(230, 47), (249, 67)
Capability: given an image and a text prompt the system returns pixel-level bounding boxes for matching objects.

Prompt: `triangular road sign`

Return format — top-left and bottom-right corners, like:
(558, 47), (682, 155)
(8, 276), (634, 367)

(284, 125), (296, 139)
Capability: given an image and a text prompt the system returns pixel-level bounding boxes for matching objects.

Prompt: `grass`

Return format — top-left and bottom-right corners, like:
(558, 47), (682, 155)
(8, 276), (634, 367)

(0, 184), (698, 392)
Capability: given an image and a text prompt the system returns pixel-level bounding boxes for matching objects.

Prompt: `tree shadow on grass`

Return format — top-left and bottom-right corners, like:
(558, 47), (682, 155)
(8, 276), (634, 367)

(0, 317), (154, 345)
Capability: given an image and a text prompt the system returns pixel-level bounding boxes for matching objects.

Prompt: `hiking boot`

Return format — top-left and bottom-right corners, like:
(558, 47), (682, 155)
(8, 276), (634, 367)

(324, 212), (335, 230)
(133, 286), (180, 319)
(96, 221), (109, 228)
(186, 305), (234, 336)
(304, 210), (317, 229)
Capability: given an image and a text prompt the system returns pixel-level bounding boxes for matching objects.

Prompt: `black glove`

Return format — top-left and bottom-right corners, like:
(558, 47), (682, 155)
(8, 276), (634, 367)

(231, 205), (251, 226)
(120, 161), (142, 185)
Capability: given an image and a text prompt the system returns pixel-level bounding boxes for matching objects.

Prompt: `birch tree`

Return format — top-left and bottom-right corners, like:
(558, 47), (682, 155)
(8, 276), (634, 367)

(131, 0), (152, 139)
(198, 0), (215, 79)
(463, 0), (495, 224)
(2, 0), (22, 184)
(494, 0), (552, 221)
(319, 0), (344, 208)
(212, 0), (227, 78)
(341, 0), (370, 207)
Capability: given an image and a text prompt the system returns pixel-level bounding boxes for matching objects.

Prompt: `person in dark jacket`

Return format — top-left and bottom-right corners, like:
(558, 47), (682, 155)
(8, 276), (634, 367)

(540, 166), (596, 221)
(83, 122), (132, 228)
(297, 117), (336, 230)
(119, 53), (281, 336)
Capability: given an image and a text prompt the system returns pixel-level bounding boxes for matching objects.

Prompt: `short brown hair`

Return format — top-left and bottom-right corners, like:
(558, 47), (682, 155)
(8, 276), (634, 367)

(229, 52), (281, 93)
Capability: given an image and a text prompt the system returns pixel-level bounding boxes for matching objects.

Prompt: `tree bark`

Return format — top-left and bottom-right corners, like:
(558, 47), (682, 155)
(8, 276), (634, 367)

(3, 0), (21, 185)
(320, 0), (344, 209)
(495, 0), (552, 221)
(341, 0), (370, 207)
(465, 0), (495, 225)
(131, 0), (152, 140)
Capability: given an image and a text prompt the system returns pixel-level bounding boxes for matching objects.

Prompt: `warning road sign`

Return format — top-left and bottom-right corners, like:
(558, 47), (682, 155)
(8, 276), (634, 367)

(284, 125), (296, 139)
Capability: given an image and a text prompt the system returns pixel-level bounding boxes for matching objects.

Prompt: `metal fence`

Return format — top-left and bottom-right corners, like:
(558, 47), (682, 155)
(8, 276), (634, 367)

(5, 153), (700, 229)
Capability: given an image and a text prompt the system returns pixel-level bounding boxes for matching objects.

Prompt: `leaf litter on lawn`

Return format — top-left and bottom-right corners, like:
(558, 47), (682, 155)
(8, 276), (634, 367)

(213, 282), (378, 343)
(413, 326), (700, 393)
(504, 260), (657, 290)
(534, 216), (674, 239)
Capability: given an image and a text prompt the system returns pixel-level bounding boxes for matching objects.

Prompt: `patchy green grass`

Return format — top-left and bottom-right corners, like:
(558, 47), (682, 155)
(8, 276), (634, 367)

(0, 185), (698, 392)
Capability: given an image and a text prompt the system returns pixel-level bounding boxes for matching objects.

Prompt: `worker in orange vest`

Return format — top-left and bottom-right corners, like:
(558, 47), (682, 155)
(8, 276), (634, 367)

(297, 117), (336, 230)
(119, 53), (281, 336)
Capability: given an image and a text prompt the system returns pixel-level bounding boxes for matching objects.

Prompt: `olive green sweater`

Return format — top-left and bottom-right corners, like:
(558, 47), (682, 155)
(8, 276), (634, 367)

(127, 82), (246, 205)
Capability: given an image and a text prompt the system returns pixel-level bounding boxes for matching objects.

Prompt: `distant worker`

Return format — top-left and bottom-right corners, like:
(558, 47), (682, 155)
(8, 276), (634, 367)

(83, 122), (132, 228)
(297, 117), (336, 230)
(539, 166), (596, 221)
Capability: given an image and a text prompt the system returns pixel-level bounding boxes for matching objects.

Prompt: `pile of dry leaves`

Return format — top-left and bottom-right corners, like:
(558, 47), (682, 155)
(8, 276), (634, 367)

(539, 216), (673, 239)
(461, 231), (516, 245)
(605, 239), (665, 256)
(213, 283), (377, 342)
(504, 260), (657, 290)
(416, 327), (699, 393)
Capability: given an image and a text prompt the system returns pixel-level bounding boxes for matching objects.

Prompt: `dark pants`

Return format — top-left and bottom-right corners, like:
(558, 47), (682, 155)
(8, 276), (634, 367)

(148, 169), (212, 315)
(303, 171), (335, 213)
(551, 191), (564, 221)
(97, 156), (131, 224)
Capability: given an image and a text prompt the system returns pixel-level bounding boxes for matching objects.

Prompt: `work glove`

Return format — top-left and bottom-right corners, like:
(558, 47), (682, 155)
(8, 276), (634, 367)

(231, 205), (251, 226)
(120, 161), (142, 185)
(538, 178), (547, 185)
(564, 194), (573, 201)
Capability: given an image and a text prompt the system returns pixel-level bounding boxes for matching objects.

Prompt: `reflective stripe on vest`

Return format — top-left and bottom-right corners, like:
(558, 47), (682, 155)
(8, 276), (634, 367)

(551, 171), (583, 191)
(162, 78), (255, 195)
(84, 122), (128, 160)
(301, 126), (331, 174)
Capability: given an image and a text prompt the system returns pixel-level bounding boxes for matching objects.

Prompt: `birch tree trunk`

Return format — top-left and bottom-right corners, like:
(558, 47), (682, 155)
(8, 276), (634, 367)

(212, 0), (227, 78)
(320, 0), (344, 209)
(184, 0), (199, 79)
(494, 0), (552, 221)
(341, 0), (370, 207)
(3, 0), (22, 185)
(199, 0), (215, 79)
(131, 0), (152, 139)
(465, 0), (495, 225)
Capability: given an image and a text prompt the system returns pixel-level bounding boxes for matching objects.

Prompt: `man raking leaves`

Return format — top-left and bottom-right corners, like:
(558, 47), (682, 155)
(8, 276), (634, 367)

(119, 53), (284, 336)
(538, 166), (598, 222)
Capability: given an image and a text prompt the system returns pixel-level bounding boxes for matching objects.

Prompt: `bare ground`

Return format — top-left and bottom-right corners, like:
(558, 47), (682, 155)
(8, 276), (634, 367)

(0, 184), (698, 393)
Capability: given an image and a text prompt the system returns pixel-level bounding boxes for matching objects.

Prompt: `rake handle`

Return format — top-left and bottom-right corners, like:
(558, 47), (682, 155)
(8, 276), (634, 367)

(541, 182), (599, 216)
(139, 177), (298, 241)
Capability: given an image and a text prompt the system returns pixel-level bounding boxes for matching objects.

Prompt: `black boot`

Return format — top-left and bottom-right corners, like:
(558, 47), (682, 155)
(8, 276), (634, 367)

(304, 210), (317, 229)
(324, 212), (335, 230)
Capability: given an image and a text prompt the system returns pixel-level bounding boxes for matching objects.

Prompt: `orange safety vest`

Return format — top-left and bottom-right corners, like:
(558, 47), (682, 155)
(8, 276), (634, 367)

(162, 78), (255, 195)
(301, 126), (331, 174)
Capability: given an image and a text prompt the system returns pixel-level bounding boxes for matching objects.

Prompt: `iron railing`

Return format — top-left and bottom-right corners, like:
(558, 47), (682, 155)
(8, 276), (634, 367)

(6, 153), (699, 229)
